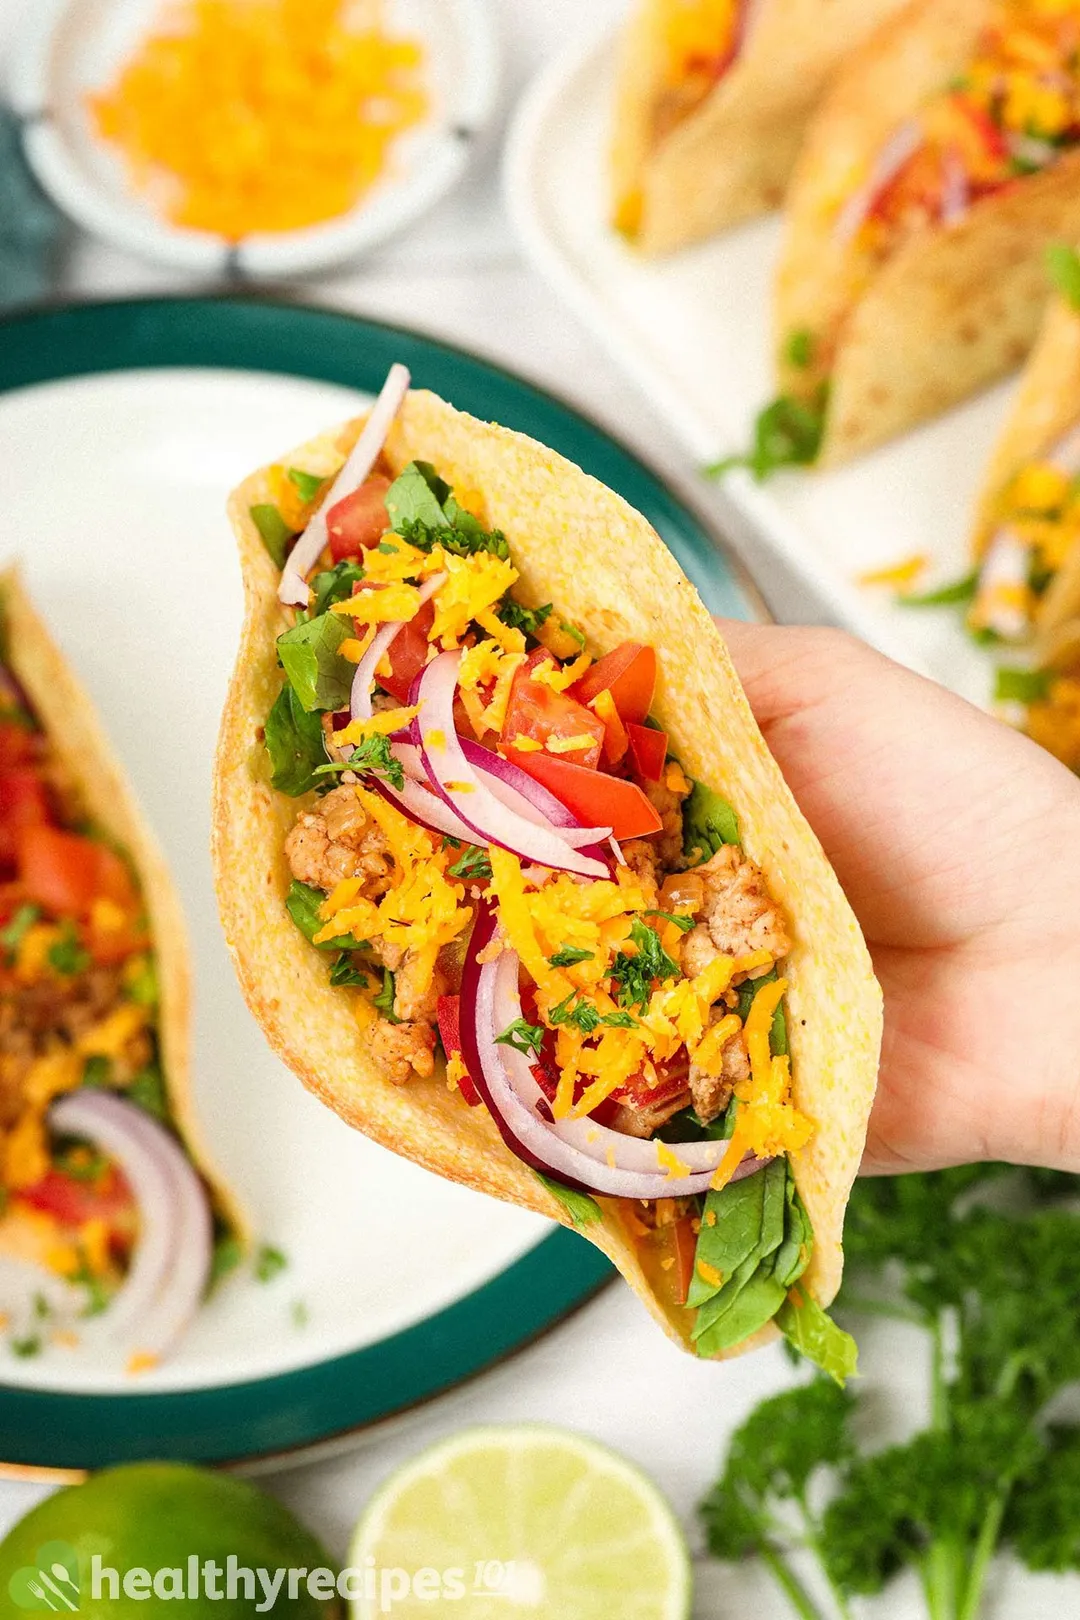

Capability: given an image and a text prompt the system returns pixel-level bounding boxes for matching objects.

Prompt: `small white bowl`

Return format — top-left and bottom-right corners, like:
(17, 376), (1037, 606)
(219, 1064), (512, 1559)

(9, 0), (498, 278)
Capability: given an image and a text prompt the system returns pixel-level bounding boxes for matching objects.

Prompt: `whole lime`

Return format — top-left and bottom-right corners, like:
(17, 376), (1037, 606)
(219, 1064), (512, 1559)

(0, 1462), (342, 1616)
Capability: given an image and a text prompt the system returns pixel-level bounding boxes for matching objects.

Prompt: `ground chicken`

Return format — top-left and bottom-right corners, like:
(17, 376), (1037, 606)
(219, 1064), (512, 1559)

(642, 773), (688, 869)
(393, 953), (446, 1024)
(620, 840), (660, 900)
(284, 786), (394, 895)
(696, 844), (791, 970)
(0, 966), (136, 1126)
(369, 1018), (436, 1086)
(610, 1088), (692, 1139)
(689, 1018), (749, 1124)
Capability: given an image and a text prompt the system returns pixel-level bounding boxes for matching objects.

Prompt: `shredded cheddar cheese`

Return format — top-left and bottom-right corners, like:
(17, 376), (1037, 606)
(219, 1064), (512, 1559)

(335, 705), (420, 748)
(331, 583), (421, 624)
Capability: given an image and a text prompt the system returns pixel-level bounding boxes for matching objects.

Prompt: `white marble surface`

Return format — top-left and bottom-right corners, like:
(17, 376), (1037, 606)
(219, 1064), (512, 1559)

(0, 2), (864, 1613)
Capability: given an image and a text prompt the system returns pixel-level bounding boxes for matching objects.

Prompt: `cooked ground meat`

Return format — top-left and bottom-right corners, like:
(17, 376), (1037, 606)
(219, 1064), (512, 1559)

(695, 844), (791, 969)
(369, 1018), (436, 1085)
(285, 786), (394, 895)
(621, 839), (660, 900)
(0, 966), (132, 1127)
(393, 952), (445, 1024)
(642, 773), (689, 868)
(610, 1087), (692, 1139)
(689, 1018), (749, 1125)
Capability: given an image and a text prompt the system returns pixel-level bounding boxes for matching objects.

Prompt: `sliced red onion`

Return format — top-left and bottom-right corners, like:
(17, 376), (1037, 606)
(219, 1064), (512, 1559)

(416, 651), (609, 879)
(458, 906), (765, 1200)
(349, 572), (445, 724)
(279, 363), (411, 608)
(460, 740), (610, 850)
(50, 1090), (212, 1362)
(833, 119), (923, 245)
(940, 149), (970, 224)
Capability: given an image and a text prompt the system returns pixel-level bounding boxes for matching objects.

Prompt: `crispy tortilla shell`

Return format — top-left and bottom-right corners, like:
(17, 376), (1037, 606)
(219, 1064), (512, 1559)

(611, 0), (905, 255)
(212, 392), (881, 1357)
(0, 569), (245, 1243)
(775, 0), (1080, 464)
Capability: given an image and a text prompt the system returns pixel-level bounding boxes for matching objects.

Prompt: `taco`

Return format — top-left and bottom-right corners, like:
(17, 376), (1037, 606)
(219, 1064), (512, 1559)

(772, 0), (1080, 468)
(611, 0), (906, 254)
(0, 571), (244, 1369)
(213, 366), (881, 1373)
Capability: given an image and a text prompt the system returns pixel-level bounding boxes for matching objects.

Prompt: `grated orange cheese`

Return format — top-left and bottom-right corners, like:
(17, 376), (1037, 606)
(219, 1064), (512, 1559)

(331, 583), (421, 624)
(335, 705), (420, 747)
(428, 553), (519, 649)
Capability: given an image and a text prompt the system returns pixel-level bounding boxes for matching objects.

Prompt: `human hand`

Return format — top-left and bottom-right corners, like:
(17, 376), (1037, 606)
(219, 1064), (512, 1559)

(717, 620), (1080, 1174)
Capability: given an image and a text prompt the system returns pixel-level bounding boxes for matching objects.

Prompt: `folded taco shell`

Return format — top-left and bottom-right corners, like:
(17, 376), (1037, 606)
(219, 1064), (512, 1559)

(212, 392), (881, 1356)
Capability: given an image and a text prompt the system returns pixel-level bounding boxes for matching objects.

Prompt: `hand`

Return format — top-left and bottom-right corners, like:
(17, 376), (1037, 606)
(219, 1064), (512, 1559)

(717, 621), (1080, 1174)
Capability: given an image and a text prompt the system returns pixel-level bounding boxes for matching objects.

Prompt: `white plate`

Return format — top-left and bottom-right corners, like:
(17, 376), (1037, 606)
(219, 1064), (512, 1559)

(504, 25), (1024, 710)
(10, 0), (498, 277)
(0, 365), (549, 1397)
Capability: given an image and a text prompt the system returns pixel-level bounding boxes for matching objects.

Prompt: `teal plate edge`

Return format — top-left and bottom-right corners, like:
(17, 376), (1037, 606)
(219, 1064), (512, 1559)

(0, 295), (752, 1473)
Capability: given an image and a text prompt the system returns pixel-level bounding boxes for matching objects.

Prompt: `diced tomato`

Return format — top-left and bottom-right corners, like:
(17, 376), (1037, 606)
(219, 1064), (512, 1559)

(501, 750), (662, 840)
(610, 1053), (690, 1111)
(326, 475), (392, 562)
(502, 673), (606, 771)
(17, 825), (137, 919)
(436, 994), (481, 1106)
(0, 768), (50, 866)
(18, 1164), (137, 1245)
(569, 643), (656, 726)
(626, 722), (668, 782)
(671, 1214), (698, 1307)
(377, 598), (435, 703)
(0, 721), (37, 770)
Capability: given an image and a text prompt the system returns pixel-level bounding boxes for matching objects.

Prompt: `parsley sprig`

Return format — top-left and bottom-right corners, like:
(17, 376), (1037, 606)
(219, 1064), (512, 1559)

(314, 733), (405, 791)
(609, 920), (679, 1009)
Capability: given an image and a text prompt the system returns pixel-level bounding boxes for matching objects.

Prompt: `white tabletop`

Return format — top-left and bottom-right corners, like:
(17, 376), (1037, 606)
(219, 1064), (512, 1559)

(0, 1), (830, 1609)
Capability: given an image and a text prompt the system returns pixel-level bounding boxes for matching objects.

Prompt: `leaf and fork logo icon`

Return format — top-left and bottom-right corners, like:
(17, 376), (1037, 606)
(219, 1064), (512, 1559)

(9, 1541), (80, 1610)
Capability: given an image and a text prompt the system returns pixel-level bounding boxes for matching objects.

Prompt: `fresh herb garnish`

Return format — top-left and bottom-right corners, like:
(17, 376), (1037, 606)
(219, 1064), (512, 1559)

(683, 780), (740, 863)
(386, 461), (510, 558)
(70, 1249), (111, 1317)
(127, 1066), (168, 1121)
(495, 1017), (545, 1057)
(547, 992), (637, 1033)
(329, 953), (368, 988)
(311, 561), (365, 616)
(10, 1334), (42, 1358)
(286, 466), (326, 504)
(125, 954), (159, 1007)
(785, 328), (816, 369)
(897, 569), (979, 607)
(255, 1244), (288, 1283)
(314, 732), (405, 790)
(533, 1170), (603, 1226)
(285, 880), (360, 952)
(1047, 241), (1080, 310)
(47, 922), (90, 976)
(208, 1231), (244, 1292)
(610, 920), (679, 1009)
(645, 909), (695, 933)
(250, 503), (296, 568)
(81, 1053), (113, 1089)
(447, 843), (492, 882)
(373, 968), (400, 1023)
(499, 599), (554, 637)
(548, 945), (595, 967)
(995, 666), (1051, 705)
(0, 903), (39, 959)
(277, 611), (354, 713)
(709, 386), (829, 481)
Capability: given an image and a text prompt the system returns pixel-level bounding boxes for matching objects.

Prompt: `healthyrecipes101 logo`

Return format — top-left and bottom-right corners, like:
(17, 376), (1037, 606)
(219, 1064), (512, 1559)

(10, 1545), (542, 1610)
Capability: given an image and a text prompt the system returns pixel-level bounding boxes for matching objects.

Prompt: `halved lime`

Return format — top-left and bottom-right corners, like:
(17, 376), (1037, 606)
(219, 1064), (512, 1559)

(346, 1425), (691, 1619)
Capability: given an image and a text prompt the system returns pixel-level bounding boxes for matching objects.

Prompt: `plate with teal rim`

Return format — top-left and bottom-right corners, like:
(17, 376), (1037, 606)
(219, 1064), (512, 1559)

(0, 297), (759, 1477)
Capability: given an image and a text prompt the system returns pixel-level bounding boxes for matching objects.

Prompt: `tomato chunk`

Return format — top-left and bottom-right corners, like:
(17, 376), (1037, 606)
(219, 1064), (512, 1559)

(17, 825), (137, 918)
(626, 722), (668, 782)
(0, 721), (37, 770)
(569, 643), (656, 726)
(436, 994), (481, 1106)
(0, 768), (50, 866)
(377, 598), (435, 703)
(19, 1164), (137, 1243)
(502, 674), (606, 771)
(326, 475), (392, 561)
(502, 749), (662, 839)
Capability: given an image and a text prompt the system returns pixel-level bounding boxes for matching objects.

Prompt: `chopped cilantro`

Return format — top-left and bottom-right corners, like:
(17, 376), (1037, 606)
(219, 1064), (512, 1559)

(285, 880), (360, 952)
(610, 920), (679, 1010)
(995, 666), (1052, 705)
(784, 328), (816, 369)
(1047, 242), (1080, 311)
(48, 923), (90, 977)
(0, 903), (39, 959)
(499, 599), (554, 637)
(11, 1334), (42, 1358)
(373, 968), (400, 1023)
(255, 1244), (288, 1283)
(548, 945), (595, 967)
(314, 732), (405, 790)
(447, 844), (492, 881)
(70, 1250), (111, 1317)
(277, 611), (354, 712)
(709, 386), (829, 481)
(286, 466), (326, 504)
(897, 569), (979, 607)
(548, 992), (637, 1033)
(250, 503), (296, 569)
(329, 953), (368, 988)
(495, 1017), (545, 1058)
(81, 1053), (113, 1089)
(645, 909), (695, 933)
(386, 460), (510, 558)
(127, 1066), (168, 1121)
(208, 1232), (244, 1293)
(125, 955), (159, 1008)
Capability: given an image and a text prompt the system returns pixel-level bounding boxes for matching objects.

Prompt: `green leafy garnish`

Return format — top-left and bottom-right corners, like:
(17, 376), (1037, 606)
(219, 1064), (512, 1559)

(47, 922), (90, 977)
(559, 620), (586, 648)
(314, 732), (405, 790)
(11, 1334), (42, 1358)
(250, 503), (296, 568)
(548, 945), (595, 967)
(548, 991), (636, 1033)
(897, 569), (979, 607)
(447, 844), (493, 882)
(1047, 241), (1080, 310)
(386, 461), (509, 558)
(255, 1244), (288, 1283)
(125, 955), (159, 1007)
(127, 1066), (168, 1121)
(495, 1017), (545, 1057)
(499, 599), (554, 637)
(683, 780), (740, 863)
(286, 466), (326, 504)
(533, 1170), (602, 1226)
(784, 328), (816, 369)
(277, 611), (354, 713)
(645, 909), (695, 933)
(775, 1286), (858, 1384)
(0, 903), (39, 959)
(265, 681), (328, 797)
(81, 1053), (113, 1089)
(373, 968), (400, 1023)
(610, 920), (679, 1009)
(285, 880), (359, 951)
(329, 953), (368, 988)
(311, 561), (365, 616)
(709, 387), (828, 482)
(208, 1232), (244, 1292)
(995, 666), (1051, 705)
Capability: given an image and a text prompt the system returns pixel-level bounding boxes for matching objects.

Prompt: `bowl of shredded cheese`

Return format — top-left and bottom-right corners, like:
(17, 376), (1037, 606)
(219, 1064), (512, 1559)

(9, 0), (497, 276)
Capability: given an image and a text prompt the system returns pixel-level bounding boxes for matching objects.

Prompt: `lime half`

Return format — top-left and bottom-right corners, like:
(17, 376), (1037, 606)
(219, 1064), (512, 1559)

(346, 1424), (691, 1619)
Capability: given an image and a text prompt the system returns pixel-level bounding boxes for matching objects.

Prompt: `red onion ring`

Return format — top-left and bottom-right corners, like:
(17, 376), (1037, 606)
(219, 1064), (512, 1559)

(279, 363), (411, 608)
(50, 1090), (212, 1362)
(349, 573), (446, 724)
(459, 740), (611, 851)
(833, 119), (923, 245)
(416, 651), (609, 879)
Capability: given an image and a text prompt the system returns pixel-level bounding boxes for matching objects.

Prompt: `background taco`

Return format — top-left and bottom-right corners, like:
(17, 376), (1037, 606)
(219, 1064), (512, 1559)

(611, 0), (905, 254)
(213, 387), (881, 1363)
(0, 570), (245, 1365)
(774, 0), (1080, 466)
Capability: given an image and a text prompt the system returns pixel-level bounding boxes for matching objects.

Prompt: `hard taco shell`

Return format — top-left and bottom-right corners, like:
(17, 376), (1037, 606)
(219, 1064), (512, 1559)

(212, 391), (881, 1357)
